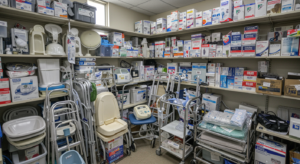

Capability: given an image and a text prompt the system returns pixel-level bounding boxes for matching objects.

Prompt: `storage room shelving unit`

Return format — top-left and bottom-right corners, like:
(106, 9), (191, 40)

(0, 4), (300, 116)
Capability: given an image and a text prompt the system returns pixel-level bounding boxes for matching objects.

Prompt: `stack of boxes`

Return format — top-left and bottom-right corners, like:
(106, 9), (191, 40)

(74, 58), (96, 79)
(243, 26), (258, 57)
(156, 18), (167, 34)
(191, 34), (205, 57)
(230, 32), (242, 57)
(135, 20), (151, 34)
(179, 12), (187, 30)
(0, 57), (11, 104)
(195, 11), (203, 27)
(234, 67), (245, 90)
(187, 9), (197, 29)
(243, 70), (257, 92)
(220, 67), (235, 89)
(207, 63), (223, 86)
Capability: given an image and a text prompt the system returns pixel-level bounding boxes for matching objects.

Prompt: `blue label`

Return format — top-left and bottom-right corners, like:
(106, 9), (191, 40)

(203, 98), (216, 103)
(232, 34), (241, 41)
(245, 3), (255, 6)
(243, 33), (257, 39)
(293, 124), (300, 130)
(243, 46), (256, 51)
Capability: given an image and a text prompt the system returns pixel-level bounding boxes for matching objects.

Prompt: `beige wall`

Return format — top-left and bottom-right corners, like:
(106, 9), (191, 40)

(108, 3), (150, 32)
(150, 0), (255, 21)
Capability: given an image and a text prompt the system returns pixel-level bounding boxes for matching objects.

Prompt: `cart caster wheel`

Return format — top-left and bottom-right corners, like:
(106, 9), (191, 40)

(190, 159), (197, 164)
(151, 138), (156, 148)
(156, 149), (162, 156)
(131, 142), (136, 152)
(101, 161), (106, 164)
(126, 148), (131, 156)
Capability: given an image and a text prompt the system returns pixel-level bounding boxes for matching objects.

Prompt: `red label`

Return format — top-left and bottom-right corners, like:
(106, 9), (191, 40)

(245, 15), (254, 18)
(242, 50), (255, 53)
(0, 78), (8, 81)
(0, 88), (9, 91)
(244, 70), (257, 76)
(0, 100), (11, 104)
(242, 81), (256, 87)
(287, 29), (297, 35)
(202, 44), (210, 48)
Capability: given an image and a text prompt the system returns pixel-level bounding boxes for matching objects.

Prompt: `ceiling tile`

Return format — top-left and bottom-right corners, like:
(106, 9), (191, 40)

(119, 0), (149, 6)
(106, 0), (134, 8)
(130, 7), (156, 16)
(137, 0), (176, 14)
(162, 0), (204, 8)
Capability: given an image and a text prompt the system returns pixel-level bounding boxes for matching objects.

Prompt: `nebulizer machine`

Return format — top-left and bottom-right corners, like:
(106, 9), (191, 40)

(133, 105), (152, 120)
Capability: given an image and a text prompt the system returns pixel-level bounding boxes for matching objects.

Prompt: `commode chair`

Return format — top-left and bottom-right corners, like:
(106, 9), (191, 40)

(95, 92), (131, 164)
(29, 25), (46, 55)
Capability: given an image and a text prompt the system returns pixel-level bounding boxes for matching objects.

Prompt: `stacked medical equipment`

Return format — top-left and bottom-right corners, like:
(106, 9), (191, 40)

(156, 73), (205, 164)
(2, 106), (48, 164)
(191, 108), (257, 164)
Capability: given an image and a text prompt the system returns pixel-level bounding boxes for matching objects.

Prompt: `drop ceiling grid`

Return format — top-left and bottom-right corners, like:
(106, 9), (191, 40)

(104, 0), (205, 15)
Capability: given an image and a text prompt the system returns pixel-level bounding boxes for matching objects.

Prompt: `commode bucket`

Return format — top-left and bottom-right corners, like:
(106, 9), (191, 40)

(59, 150), (85, 164)
(37, 59), (60, 88)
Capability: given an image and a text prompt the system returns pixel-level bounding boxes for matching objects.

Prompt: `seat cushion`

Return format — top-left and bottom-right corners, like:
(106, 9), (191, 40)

(129, 114), (157, 125)
(97, 128), (128, 142)
(97, 119), (127, 136)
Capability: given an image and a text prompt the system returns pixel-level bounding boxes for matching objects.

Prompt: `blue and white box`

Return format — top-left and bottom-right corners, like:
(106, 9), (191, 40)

(242, 33), (257, 46)
(223, 35), (231, 57)
(220, 75), (228, 88)
(212, 7), (221, 24)
(234, 76), (243, 90)
(256, 41), (269, 57)
(269, 44), (281, 56)
(227, 76), (235, 89)
(282, 0), (295, 13)
(203, 10), (212, 26)
(75, 61), (96, 66)
(230, 46), (242, 57)
(179, 62), (192, 80)
(242, 45), (256, 57)
(235, 67), (245, 76)
(281, 37), (299, 56)
(102, 136), (124, 164)
(184, 40), (191, 57)
(167, 15), (172, 32)
(10, 76), (39, 102)
(202, 93), (222, 111)
(192, 63), (207, 83)
(76, 58), (96, 62)
(244, 25), (259, 34)
(289, 117), (300, 138)
(231, 32), (242, 47)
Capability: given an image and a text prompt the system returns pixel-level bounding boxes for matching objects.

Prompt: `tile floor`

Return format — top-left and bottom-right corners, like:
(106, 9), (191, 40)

(114, 139), (193, 164)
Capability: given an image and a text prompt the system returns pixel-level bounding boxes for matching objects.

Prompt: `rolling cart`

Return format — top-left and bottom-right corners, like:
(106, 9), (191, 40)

(155, 74), (203, 164)
(190, 110), (257, 164)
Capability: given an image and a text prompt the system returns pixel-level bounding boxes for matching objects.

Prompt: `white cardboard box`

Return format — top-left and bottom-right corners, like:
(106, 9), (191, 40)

(202, 93), (222, 111)
(245, 3), (255, 18)
(203, 10), (212, 26)
(220, 0), (233, 22)
(167, 15), (172, 32)
(289, 117), (300, 138)
(157, 18), (167, 33)
(233, 5), (245, 21)
(255, 0), (267, 17)
(184, 40), (191, 57)
(52, 1), (67, 18)
(187, 9), (197, 28)
(256, 41), (269, 57)
(144, 66), (155, 80)
(151, 22), (156, 35)
(179, 12), (186, 30)
(10, 76), (39, 102)
(195, 11), (203, 27)
(255, 139), (286, 164)
(171, 11), (179, 32)
(212, 7), (221, 24)
(267, 0), (282, 14)
(155, 41), (165, 58)
(282, 0), (295, 13)
(269, 44), (281, 56)
(0, 78), (11, 104)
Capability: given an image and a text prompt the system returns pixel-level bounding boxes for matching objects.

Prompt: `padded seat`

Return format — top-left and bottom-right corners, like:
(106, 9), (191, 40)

(97, 128), (128, 142)
(129, 114), (156, 125)
(97, 119), (127, 136)
(95, 92), (128, 136)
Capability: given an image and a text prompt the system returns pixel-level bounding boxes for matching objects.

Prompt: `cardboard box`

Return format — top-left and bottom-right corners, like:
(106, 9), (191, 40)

(25, 145), (39, 160)
(117, 90), (130, 106)
(216, 45), (223, 57)
(231, 32), (242, 47)
(230, 46), (242, 57)
(234, 0), (244, 6)
(281, 37), (299, 56)
(282, 0), (294, 12)
(167, 15), (172, 32)
(179, 62), (192, 80)
(212, 7), (221, 24)
(102, 136), (124, 164)
(244, 70), (257, 82)
(256, 78), (283, 95)
(284, 79), (300, 97)
(255, 0), (267, 17)
(245, 3), (255, 18)
(202, 93), (222, 111)
(184, 40), (191, 57)
(296, 0), (300, 10)
(52, 1), (67, 18)
(223, 35), (231, 57)
(290, 149), (300, 164)
(191, 34), (205, 57)
(255, 139), (286, 164)
(192, 63), (207, 83)
(242, 45), (256, 57)
(171, 11), (179, 32)
(243, 33), (257, 46)
(268, 31), (283, 42)
(150, 21), (156, 35)
(155, 41), (165, 58)
(187, 9), (197, 28)
(195, 11), (203, 27)
(233, 5), (245, 21)
(215, 67), (221, 87)
(256, 41), (269, 57)
(167, 63), (178, 75)
(227, 76), (234, 89)
(37, 0), (54, 16)
(267, 0), (282, 14)
(202, 44), (210, 57)
(156, 18), (167, 33)
(10, 76), (39, 102)
(243, 81), (257, 92)
(179, 12), (186, 30)
(269, 44), (281, 56)
(144, 66), (155, 80)
(0, 78), (11, 104)
(203, 10), (212, 26)
(220, 0), (233, 22)
(289, 117), (300, 138)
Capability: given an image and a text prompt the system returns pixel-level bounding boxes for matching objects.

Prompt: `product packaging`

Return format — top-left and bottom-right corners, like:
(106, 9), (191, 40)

(242, 81), (257, 92)
(37, 0), (54, 16)
(179, 62), (192, 80)
(10, 76), (39, 102)
(227, 76), (235, 89)
(191, 34), (205, 57)
(164, 47), (172, 58)
(268, 31), (283, 42)
(245, 3), (255, 18)
(223, 34), (231, 57)
(220, 75), (228, 88)
(179, 12), (187, 30)
(75, 61), (96, 66)
(255, 0), (267, 17)
(110, 32), (123, 46)
(242, 45), (256, 57)
(233, 5), (245, 21)
(174, 40), (184, 58)
(209, 44), (217, 57)
(244, 70), (257, 82)
(184, 40), (191, 57)
(195, 11), (203, 27)
(281, 0), (295, 12)
(212, 7), (221, 24)
(144, 66), (155, 80)
(255, 139), (286, 164)
(102, 136), (124, 164)
(156, 18), (167, 33)
(212, 32), (222, 42)
(155, 41), (165, 58)
(242, 33), (257, 46)
(52, 1), (67, 18)
(235, 67), (245, 76)
(256, 41), (269, 57)
(295, 0), (300, 10)
(167, 15), (172, 32)
(244, 25), (259, 34)
(269, 44), (281, 56)
(187, 9), (197, 28)
(203, 10), (212, 26)
(135, 20), (151, 34)
(151, 22), (156, 35)
(231, 32), (242, 46)
(216, 45), (223, 57)
(234, 0), (244, 6)
(25, 145), (39, 160)
(0, 78), (10, 104)
(215, 67), (222, 87)
(171, 11), (179, 32)
(167, 63), (178, 76)
(192, 63), (207, 83)
(258, 61), (269, 73)
(281, 37), (299, 56)
(202, 93), (222, 111)
(202, 44), (210, 57)
(256, 78), (283, 95)
(284, 78), (300, 98)
(220, 0), (233, 22)
(267, 0), (282, 14)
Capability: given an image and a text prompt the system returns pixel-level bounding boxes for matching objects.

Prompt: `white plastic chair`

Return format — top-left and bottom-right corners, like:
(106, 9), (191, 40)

(30, 25), (46, 55)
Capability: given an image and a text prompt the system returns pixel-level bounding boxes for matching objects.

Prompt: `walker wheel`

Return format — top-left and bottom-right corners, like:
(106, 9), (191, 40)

(190, 159), (197, 164)
(131, 142), (136, 152)
(126, 148), (131, 156)
(151, 138), (156, 148)
(156, 149), (162, 156)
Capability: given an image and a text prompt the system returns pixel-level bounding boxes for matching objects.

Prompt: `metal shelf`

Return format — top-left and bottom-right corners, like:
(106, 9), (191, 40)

(0, 93), (68, 108)
(256, 123), (300, 144)
(1, 6), (300, 38)
(123, 100), (147, 109)
(161, 120), (187, 139)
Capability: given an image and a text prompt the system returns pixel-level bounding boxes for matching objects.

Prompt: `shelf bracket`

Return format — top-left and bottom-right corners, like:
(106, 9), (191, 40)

(265, 95), (269, 112)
